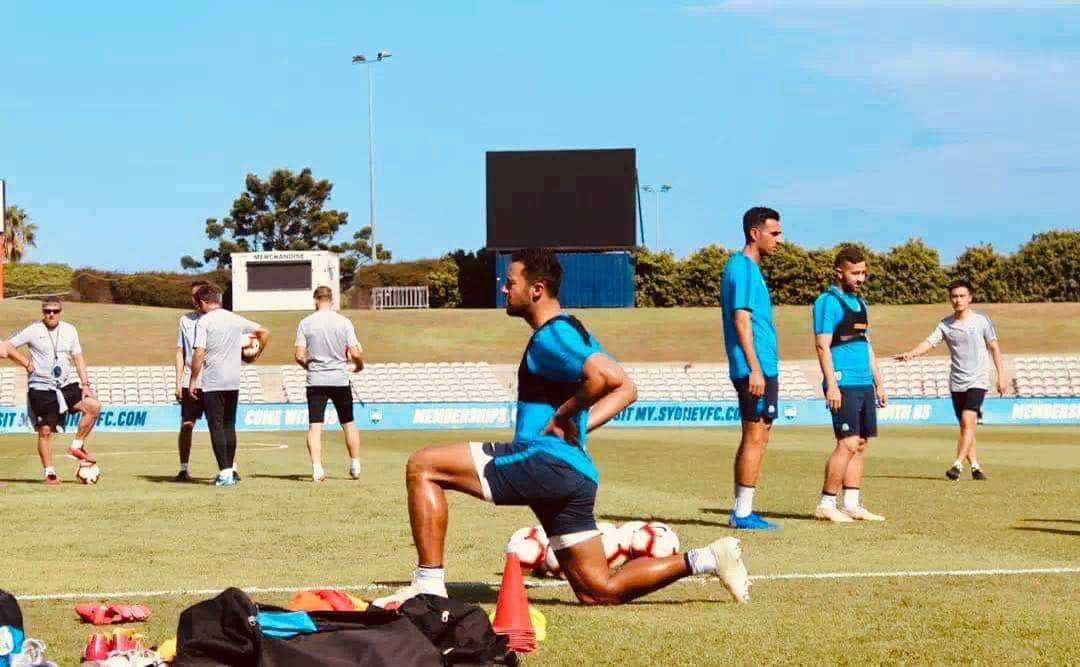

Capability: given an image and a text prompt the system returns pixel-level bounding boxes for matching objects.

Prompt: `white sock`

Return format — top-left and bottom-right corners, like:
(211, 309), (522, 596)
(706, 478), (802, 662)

(71, 439), (84, 451)
(313, 463), (325, 479)
(44, 466), (56, 476)
(843, 487), (860, 510)
(350, 458), (361, 473)
(952, 460), (963, 470)
(819, 493), (837, 508)
(415, 566), (446, 595)
(970, 461), (981, 470)
(685, 546), (718, 575)
(180, 463), (190, 472)
(219, 468), (232, 478)
(733, 484), (755, 518)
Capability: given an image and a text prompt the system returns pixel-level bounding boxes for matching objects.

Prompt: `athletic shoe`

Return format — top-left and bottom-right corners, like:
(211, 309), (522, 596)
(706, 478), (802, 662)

(729, 512), (779, 530)
(313, 474), (327, 483)
(173, 470), (192, 483)
(43, 473), (60, 486)
(211, 472), (237, 486)
(971, 468), (988, 481)
(842, 506), (886, 521)
(349, 468), (361, 480)
(68, 445), (96, 464)
(232, 470), (242, 482)
(708, 536), (751, 604)
(945, 465), (961, 480)
(814, 505), (854, 522)
(372, 582), (447, 610)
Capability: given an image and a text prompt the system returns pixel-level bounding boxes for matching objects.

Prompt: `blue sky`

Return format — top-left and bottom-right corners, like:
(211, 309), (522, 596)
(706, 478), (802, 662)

(3, 1), (1078, 271)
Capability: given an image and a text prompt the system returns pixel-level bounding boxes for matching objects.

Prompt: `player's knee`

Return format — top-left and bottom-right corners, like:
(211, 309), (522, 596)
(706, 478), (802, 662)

(572, 581), (622, 606)
(856, 439), (868, 453)
(83, 399), (101, 416)
(840, 438), (860, 453)
(405, 449), (435, 485)
(180, 422), (194, 431)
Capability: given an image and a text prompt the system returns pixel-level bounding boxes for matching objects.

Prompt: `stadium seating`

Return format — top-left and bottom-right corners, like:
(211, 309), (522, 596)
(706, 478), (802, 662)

(281, 362), (512, 404)
(0, 368), (16, 406)
(85, 366), (268, 405)
(1012, 356), (1080, 397)
(879, 359), (952, 398)
(621, 363), (818, 401)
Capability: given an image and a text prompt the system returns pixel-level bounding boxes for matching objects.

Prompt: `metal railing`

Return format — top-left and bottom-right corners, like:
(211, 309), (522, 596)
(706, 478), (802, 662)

(372, 286), (429, 310)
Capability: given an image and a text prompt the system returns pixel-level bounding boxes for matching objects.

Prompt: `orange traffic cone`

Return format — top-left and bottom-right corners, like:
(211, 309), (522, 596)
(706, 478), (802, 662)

(492, 553), (537, 653)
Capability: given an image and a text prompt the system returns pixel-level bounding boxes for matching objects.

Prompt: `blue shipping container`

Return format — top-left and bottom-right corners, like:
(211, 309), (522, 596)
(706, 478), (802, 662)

(494, 251), (634, 308)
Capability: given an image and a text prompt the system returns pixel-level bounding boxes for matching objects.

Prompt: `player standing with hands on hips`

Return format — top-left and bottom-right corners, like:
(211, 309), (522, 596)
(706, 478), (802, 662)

(895, 279), (1006, 481)
(2, 297), (102, 484)
(188, 284), (270, 486)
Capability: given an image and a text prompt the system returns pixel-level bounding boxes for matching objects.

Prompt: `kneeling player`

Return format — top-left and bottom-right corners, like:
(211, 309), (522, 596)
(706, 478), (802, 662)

(375, 249), (750, 608)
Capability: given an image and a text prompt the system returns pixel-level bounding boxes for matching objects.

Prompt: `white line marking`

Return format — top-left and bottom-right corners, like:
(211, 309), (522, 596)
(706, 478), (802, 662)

(15, 566), (1080, 602)
(0, 443), (288, 460)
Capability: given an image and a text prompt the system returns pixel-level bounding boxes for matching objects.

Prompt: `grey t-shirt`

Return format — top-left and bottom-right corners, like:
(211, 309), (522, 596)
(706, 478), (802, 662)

(8, 320), (83, 390)
(176, 312), (199, 387)
(192, 308), (260, 392)
(294, 310), (361, 387)
(926, 311), (998, 391)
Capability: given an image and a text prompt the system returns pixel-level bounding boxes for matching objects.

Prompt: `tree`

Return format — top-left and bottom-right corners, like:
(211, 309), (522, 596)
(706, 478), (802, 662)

(633, 248), (681, 307)
(182, 168), (352, 270)
(3, 205), (38, 263)
(336, 224), (392, 289)
(762, 243), (832, 305)
(676, 244), (733, 307)
(876, 238), (948, 304)
(949, 244), (1011, 303)
(1005, 230), (1080, 302)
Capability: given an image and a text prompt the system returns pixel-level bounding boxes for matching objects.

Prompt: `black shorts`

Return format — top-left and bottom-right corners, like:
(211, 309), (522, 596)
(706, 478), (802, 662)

(732, 375), (779, 422)
(471, 441), (598, 538)
(306, 386), (355, 424)
(27, 384), (84, 431)
(830, 386), (878, 440)
(951, 388), (987, 422)
(180, 388), (205, 423)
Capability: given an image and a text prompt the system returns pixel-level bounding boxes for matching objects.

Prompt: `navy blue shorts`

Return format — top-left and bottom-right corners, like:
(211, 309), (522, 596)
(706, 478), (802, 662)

(951, 388), (986, 422)
(831, 386), (878, 439)
(732, 375), (779, 422)
(470, 442), (598, 538)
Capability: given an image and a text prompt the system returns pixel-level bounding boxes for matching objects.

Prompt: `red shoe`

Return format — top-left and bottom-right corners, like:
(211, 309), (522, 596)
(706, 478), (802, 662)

(44, 473), (60, 486)
(83, 633), (110, 661)
(111, 628), (143, 652)
(68, 445), (96, 464)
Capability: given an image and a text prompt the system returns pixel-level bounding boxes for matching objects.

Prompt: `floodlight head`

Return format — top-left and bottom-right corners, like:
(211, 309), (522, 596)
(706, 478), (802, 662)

(643, 185), (655, 193)
(377, 50), (392, 60)
(660, 184), (672, 192)
(352, 54), (367, 63)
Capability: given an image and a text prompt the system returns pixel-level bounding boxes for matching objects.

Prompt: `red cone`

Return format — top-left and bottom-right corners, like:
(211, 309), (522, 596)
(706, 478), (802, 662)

(491, 553), (537, 652)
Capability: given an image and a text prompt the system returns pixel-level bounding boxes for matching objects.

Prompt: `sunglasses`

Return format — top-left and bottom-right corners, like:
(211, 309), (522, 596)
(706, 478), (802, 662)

(42, 309), (62, 315)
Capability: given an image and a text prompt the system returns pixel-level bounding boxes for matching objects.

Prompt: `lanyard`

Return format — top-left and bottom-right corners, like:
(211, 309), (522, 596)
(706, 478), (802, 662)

(46, 324), (60, 364)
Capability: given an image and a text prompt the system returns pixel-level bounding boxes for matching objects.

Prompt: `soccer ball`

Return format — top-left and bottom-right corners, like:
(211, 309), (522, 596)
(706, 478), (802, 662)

(543, 544), (564, 579)
(240, 334), (260, 362)
(506, 525), (549, 574)
(629, 521), (680, 559)
(76, 462), (101, 485)
(599, 523), (629, 569)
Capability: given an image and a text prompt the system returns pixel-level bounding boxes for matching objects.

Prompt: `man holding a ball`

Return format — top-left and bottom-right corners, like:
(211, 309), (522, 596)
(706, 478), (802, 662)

(188, 284), (270, 486)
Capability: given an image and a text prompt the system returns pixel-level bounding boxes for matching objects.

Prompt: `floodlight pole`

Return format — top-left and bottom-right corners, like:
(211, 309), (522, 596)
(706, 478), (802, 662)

(352, 51), (392, 264)
(641, 184), (672, 250)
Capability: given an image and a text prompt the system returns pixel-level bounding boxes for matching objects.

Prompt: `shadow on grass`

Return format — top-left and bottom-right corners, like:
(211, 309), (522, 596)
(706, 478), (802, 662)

(0, 477), (50, 485)
(526, 596), (727, 607)
(136, 474), (197, 484)
(1012, 526), (1080, 537)
(864, 474), (944, 481)
(598, 513), (728, 528)
(1023, 518), (1080, 525)
(250, 473), (312, 481)
(699, 508), (817, 521)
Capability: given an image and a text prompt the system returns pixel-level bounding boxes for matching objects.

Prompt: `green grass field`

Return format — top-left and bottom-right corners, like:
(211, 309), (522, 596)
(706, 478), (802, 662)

(2, 425), (1077, 665)
(2, 300), (1079, 365)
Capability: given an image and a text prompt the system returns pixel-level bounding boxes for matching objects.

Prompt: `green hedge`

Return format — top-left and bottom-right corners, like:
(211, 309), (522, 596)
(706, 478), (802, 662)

(2, 262), (75, 298)
(70, 268), (231, 308)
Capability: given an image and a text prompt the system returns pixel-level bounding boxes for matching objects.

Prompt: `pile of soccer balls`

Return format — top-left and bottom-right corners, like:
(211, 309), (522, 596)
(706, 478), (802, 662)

(505, 520), (680, 578)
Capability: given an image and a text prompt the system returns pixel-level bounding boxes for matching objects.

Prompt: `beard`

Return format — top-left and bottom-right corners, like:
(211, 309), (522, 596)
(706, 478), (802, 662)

(505, 299), (528, 317)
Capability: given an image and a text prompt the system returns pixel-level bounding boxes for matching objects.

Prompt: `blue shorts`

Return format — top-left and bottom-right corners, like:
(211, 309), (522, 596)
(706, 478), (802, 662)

(831, 386), (878, 439)
(470, 441), (598, 539)
(732, 375), (779, 422)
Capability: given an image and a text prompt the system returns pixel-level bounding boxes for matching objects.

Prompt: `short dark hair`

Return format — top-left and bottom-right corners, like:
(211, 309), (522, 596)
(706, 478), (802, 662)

(41, 296), (62, 308)
(190, 280), (210, 290)
(948, 278), (974, 296)
(194, 284), (222, 304)
(313, 285), (333, 302)
(509, 248), (562, 297)
(834, 245), (866, 268)
(743, 207), (780, 244)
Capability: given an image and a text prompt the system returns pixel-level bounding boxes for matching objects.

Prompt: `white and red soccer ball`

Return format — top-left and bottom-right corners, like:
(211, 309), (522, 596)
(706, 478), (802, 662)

(505, 525), (549, 574)
(628, 521), (680, 559)
(240, 334), (260, 362)
(598, 522), (629, 569)
(76, 461), (101, 485)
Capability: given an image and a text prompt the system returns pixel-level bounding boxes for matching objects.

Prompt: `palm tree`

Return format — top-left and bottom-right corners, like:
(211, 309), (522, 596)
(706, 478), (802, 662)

(3, 205), (37, 262)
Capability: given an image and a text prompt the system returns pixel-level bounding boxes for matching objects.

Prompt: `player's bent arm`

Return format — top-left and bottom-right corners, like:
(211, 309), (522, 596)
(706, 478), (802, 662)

(253, 326), (270, 358)
(733, 309), (762, 375)
(579, 354), (637, 433)
(2, 341), (31, 371)
(73, 352), (91, 388)
(897, 339), (934, 361)
(347, 345), (364, 372)
(294, 346), (309, 369)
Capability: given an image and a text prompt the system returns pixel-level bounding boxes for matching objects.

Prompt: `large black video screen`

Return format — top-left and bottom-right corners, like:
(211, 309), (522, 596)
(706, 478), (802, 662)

(486, 148), (637, 249)
(247, 261), (311, 291)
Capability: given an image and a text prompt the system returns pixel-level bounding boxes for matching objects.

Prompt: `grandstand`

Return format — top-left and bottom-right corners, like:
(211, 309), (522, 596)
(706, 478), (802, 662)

(1, 356), (1077, 406)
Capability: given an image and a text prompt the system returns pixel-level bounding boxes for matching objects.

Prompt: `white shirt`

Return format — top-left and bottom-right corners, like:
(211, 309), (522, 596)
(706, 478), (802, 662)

(192, 308), (260, 392)
(926, 311), (998, 391)
(176, 312), (200, 387)
(8, 320), (83, 390)
(295, 310), (361, 387)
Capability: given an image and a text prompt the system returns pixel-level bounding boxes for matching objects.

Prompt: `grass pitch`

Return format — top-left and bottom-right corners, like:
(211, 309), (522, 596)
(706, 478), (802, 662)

(1, 425), (1077, 665)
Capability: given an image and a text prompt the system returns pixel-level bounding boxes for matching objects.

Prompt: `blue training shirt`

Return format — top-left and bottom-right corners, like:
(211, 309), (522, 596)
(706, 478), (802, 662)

(720, 252), (778, 380)
(513, 315), (606, 482)
(812, 286), (874, 387)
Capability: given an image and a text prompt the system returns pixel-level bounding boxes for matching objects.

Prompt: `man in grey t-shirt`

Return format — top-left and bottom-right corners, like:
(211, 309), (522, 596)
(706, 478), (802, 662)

(294, 285), (363, 482)
(189, 284), (270, 486)
(897, 279), (1006, 481)
(2, 297), (102, 484)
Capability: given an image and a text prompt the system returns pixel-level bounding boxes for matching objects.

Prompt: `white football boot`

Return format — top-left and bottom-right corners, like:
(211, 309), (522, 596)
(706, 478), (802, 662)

(708, 536), (751, 604)
(842, 506), (886, 521)
(814, 505), (855, 522)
